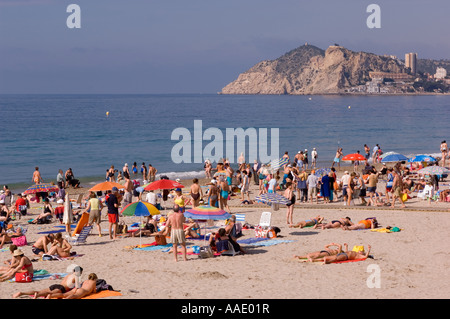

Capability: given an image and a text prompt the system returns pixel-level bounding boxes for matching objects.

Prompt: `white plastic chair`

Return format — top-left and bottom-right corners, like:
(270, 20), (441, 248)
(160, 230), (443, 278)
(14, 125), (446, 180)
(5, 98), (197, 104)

(259, 212), (272, 228)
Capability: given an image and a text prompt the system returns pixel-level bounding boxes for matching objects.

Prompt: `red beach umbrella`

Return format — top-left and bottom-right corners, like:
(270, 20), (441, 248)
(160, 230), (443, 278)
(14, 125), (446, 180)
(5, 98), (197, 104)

(342, 153), (366, 161)
(143, 179), (184, 191)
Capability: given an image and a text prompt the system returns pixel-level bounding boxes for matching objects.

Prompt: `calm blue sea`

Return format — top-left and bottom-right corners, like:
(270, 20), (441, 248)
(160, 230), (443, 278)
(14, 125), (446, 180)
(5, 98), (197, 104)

(0, 94), (448, 192)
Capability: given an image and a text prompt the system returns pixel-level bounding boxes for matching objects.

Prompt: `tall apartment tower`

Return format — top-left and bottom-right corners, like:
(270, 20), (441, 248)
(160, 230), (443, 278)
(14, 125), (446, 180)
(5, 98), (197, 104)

(405, 52), (417, 74)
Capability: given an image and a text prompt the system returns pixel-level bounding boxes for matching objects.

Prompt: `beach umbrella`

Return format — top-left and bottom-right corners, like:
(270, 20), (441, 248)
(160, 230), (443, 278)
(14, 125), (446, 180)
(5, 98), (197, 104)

(184, 205), (231, 221)
(89, 181), (125, 192)
(23, 183), (59, 195)
(416, 166), (450, 176)
(143, 179), (184, 191)
(184, 205), (231, 245)
(342, 153), (366, 161)
(381, 153), (409, 163)
(213, 170), (227, 177)
(313, 168), (331, 176)
(255, 193), (291, 205)
(408, 155), (437, 163)
(121, 201), (160, 247)
(268, 157), (289, 171)
(379, 151), (399, 159)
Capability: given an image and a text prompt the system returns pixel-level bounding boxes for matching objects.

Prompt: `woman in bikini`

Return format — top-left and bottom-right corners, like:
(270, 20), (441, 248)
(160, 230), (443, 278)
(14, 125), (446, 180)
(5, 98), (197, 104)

(184, 218), (201, 238)
(294, 243), (347, 262)
(342, 217), (378, 230)
(190, 178), (203, 208)
(0, 249), (33, 282)
(440, 140), (448, 167)
(317, 217), (352, 230)
(321, 245), (372, 264)
(219, 177), (231, 213)
(207, 179), (219, 207)
(48, 273), (98, 299)
(284, 182), (295, 225)
(30, 198), (54, 224)
(289, 215), (324, 228)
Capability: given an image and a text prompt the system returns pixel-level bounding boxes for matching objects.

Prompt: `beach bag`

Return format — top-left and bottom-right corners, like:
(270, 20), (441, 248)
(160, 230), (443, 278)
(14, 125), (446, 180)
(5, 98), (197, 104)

(198, 246), (214, 259)
(254, 226), (268, 238)
(15, 272), (33, 283)
(401, 193), (408, 202)
(155, 234), (166, 246)
(11, 235), (27, 247)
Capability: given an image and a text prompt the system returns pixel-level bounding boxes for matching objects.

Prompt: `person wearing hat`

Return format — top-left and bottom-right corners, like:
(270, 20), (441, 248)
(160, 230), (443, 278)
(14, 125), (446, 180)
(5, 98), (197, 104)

(106, 187), (120, 239)
(311, 148), (318, 169)
(303, 149), (309, 169)
(0, 249), (33, 282)
(206, 179), (219, 207)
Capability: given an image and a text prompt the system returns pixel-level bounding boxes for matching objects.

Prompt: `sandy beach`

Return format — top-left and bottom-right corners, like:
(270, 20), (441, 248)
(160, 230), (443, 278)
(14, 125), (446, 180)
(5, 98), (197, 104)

(1, 165), (449, 301)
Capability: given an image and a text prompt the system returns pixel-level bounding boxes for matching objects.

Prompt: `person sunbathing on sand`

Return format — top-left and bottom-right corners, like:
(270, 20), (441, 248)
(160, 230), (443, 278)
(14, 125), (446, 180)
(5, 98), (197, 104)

(47, 273), (97, 299)
(317, 217), (351, 230)
(321, 245), (371, 265)
(289, 215), (324, 228)
(13, 267), (82, 299)
(341, 218), (378, 230)
(294, 243), (347, 262)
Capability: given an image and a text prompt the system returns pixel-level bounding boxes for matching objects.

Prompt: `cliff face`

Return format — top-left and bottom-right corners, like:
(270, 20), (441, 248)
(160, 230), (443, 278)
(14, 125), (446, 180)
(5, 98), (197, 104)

(221, 44), (407, 94)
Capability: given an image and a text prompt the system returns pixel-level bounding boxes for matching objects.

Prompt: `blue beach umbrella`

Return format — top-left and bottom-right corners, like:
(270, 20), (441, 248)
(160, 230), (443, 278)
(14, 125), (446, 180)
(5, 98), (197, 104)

(381, 153), (409, 163)
(314, 168), (331, 176)
(408, 155), (437, 163)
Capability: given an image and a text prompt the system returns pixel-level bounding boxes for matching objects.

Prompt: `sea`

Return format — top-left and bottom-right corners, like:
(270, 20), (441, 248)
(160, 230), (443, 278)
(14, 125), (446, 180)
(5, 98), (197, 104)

(0, 94), (448, 193)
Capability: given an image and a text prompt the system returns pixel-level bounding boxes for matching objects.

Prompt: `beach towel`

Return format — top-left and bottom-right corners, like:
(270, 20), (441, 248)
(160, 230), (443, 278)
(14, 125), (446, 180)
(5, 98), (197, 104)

(134, 244), (173, 251)
(371, 227), (402, 233)
(81, 290), (123, 299)
(247, 239), (296, 247)
(237, 237), (270, 245)
(332, 258), (367, 264)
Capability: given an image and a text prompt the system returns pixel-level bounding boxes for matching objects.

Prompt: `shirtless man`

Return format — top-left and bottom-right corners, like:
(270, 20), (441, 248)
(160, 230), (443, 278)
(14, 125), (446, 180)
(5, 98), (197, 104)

(190, 178), (203, 207)
(391, 171), (406, 208)
(48, 273), (98, 299)
(331, 148), (343, 169)
(123, 175), (133, 207)
(147, 164), (157, 183)
(32, 167), (43, 184)
(166, 205), (187, 262)
(31, 234), (54, 256)
(47, 232), (72, 257)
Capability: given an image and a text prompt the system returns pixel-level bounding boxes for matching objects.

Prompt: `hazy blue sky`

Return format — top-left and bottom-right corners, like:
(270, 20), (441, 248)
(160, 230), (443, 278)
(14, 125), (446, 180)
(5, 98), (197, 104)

(1, 0), (449, 93)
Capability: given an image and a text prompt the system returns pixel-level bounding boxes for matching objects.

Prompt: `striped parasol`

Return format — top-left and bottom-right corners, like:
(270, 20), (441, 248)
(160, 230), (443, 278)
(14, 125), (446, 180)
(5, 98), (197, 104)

(23, 183), (59, 194)
(255, 193), (291, 205)
(416, 166), (450, 175)
(121, 201), (160, 217)
(268, 157), (289, 171)
(184, 205), (231, 220)
(314, 168), (331, 176)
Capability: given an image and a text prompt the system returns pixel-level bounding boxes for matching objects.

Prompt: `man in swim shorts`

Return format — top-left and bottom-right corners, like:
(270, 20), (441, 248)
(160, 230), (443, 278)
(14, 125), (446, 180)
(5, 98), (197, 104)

(31, 234), (54, 256)
(166, 205), (187, 262)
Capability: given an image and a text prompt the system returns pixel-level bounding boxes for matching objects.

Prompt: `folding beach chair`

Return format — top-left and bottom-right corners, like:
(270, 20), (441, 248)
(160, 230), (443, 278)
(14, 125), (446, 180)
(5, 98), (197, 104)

(235, 213), (246, 224)
(68, 225), (93, 245)
(221, 241), (239, 256)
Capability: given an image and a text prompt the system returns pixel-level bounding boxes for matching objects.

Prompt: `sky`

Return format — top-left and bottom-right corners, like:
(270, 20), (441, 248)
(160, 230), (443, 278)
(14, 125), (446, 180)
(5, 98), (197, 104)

(0, 0), (449, 94)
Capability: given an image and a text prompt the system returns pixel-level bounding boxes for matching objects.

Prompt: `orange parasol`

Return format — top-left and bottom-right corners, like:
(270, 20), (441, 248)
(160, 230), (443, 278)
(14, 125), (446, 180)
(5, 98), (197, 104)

(89, 181), (125, 192)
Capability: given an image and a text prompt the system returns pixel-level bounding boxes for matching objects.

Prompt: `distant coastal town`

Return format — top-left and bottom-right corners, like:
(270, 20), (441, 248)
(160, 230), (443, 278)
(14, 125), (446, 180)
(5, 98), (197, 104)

(346, 52), (450, 94)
